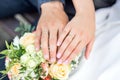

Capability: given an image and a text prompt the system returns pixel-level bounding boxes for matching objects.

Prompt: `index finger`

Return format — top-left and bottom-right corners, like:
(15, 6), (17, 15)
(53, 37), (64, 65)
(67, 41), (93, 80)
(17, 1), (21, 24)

(57, 25), (71, 46)
(35, 26), (41, 51)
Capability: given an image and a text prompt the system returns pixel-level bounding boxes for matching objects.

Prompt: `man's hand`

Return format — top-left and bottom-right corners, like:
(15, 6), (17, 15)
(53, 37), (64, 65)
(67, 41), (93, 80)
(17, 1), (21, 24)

(35, 1), (69, 63)
(57, 0), (95, 64)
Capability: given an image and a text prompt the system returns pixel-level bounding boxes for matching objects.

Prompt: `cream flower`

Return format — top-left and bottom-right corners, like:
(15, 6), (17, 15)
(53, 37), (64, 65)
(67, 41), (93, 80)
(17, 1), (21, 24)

(49, 64), (71, 80)
(10, 63), (21, 76)
(20, 33), (35, 47)
(26, 44), (36, 53)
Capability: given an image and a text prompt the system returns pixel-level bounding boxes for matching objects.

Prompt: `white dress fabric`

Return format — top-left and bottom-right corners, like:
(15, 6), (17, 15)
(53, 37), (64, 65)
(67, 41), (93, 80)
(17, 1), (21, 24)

(70, 0), (120, 80)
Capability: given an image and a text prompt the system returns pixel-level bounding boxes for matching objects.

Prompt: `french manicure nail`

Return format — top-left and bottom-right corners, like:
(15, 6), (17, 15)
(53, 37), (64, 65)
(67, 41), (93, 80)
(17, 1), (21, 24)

(44, 55), (49, 59)
(51, 58), (55, 63)
(63, 60), (68, 64)
(36, 47), (39, 51)
(58, 60), (62, 64)
(57, 42), (60, 46)
(57, 53), (61, 58)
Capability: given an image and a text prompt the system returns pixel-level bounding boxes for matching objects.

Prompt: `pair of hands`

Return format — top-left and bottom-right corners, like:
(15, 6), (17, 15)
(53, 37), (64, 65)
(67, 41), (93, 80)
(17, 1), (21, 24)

(35, 1), (95, 64)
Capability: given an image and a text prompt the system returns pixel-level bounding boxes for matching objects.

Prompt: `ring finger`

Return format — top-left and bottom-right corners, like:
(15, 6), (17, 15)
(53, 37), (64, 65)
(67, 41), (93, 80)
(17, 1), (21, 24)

(57, 31), (75, 59)
(41, 28), (49, 60)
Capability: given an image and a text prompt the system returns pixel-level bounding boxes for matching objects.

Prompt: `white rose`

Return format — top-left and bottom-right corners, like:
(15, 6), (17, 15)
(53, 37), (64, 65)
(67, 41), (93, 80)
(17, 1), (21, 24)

(49, 64), (71, 80)
(20, 54), (30, 65)
(20, 33), (35, 47)
(26, 45), (36, 53)
(27, 59), (38, 68)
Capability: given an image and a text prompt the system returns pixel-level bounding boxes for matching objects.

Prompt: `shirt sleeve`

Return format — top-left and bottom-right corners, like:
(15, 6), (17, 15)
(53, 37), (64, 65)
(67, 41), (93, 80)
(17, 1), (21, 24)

(38, 0), (65, 9)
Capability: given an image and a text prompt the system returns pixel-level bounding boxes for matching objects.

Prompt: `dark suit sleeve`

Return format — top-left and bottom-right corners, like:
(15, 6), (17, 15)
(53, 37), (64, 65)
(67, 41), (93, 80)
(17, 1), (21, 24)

(38, 0), (65, 9)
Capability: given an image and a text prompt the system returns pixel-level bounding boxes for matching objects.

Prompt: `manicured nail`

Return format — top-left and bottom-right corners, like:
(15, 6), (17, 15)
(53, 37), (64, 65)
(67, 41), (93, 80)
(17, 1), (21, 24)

(36, 47), (39, 51)
(44, 55), (49, 59)
(51, 58), (55, 63)
(63, 60), (68, 64)
(57, 42), (61, 46)
(57, 53), (61, 58)
(57, 60), (62, 64)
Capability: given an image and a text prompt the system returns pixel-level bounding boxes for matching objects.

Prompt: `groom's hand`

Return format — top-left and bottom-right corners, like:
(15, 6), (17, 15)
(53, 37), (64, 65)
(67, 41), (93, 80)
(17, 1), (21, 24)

(35, 1), (69, 63)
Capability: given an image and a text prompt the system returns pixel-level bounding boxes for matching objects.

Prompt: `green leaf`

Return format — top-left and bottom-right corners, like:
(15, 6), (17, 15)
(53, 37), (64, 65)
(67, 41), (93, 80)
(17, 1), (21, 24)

(5, 41), (9, 49)
(15, 27), (21, 32)
(15, 22), (35, 36)
(10, 43), (14, 50)
(0, 74), (7, 80)
(0, 50), (11, 56)
(0, 56), (5, 59)
(0, 70), (7, 74)
(71, 60), (76, 65)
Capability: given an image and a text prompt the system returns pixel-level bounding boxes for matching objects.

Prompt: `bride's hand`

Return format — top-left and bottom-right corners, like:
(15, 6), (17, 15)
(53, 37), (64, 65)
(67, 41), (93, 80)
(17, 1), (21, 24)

(57, 13), (95, 64)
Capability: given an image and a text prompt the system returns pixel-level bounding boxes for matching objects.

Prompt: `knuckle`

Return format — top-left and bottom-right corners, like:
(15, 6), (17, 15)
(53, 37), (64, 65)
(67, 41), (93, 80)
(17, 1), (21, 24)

(63, 29), (68, 34)
(35, 39), (39, 43)
(74, 49), (79, 54)
(69, 44), (74, 50)
(50, 37), (56, 42)
(65, 50), (71, 56)
(61, 45), (66, 51)
(42, 35), (47, 40)
(65, 38), (71, 43)
(41, 44), (46, 49)
(50, 46), (56, 52)
(42, 47), (46, 51)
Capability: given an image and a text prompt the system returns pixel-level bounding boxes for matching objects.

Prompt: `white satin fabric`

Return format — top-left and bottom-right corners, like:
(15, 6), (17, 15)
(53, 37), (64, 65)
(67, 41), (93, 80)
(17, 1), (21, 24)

(70, 0), (120, 80)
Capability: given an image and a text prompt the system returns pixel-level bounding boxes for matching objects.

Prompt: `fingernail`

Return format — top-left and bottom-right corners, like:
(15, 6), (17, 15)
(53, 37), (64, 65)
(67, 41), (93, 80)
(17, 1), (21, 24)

(44, 55), (49, 59)
(36, 47), (39, 51)
(51, 58), (55, 63)
(57, 60), (62, 64)
(63, 60), (68, 64)
(57, 53), (61, 58)
(57, 42), (61, 46)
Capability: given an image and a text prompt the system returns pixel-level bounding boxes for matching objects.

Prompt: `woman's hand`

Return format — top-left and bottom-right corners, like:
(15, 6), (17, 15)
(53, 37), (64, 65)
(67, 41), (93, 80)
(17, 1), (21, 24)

(35, 1), (69, 63)
(57, 12), (95, 64)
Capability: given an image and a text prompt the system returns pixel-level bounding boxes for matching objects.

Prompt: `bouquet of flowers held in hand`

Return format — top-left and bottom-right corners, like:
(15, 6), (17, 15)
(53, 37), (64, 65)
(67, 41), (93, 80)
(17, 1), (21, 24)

(0, 32), (78, 80)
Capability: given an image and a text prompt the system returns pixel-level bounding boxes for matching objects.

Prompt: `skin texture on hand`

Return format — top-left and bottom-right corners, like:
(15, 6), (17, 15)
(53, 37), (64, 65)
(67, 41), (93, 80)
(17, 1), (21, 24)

(35, 1), (69, 63)
(57, 0), (95, 64)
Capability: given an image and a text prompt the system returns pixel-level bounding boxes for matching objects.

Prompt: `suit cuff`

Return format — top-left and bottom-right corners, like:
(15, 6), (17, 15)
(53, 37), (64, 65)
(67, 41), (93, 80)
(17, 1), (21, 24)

(38, 0), (65, 10)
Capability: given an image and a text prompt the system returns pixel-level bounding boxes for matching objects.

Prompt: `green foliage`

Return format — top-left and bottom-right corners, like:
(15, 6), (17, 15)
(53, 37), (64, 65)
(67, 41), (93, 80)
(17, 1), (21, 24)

(71, 60), (76, 65)
(0, 71), (7, 80)
(0, 41), (25, 60)
(15, 22), (35, 36)
(0, 74), (7, 80)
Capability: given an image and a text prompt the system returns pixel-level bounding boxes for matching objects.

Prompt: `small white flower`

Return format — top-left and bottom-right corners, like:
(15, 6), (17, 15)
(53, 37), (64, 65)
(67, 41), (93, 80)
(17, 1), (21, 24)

(20, 54), (30, 65)
(26, 45), (35, 53)
(27, 59), (38, 68)
(30, 71), (37, 78)
(13, 36), (20, 48)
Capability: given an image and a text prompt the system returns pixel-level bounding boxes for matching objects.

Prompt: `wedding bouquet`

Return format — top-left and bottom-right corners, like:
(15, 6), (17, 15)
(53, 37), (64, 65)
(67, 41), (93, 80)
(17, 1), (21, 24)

(0, 32), (82, 80)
